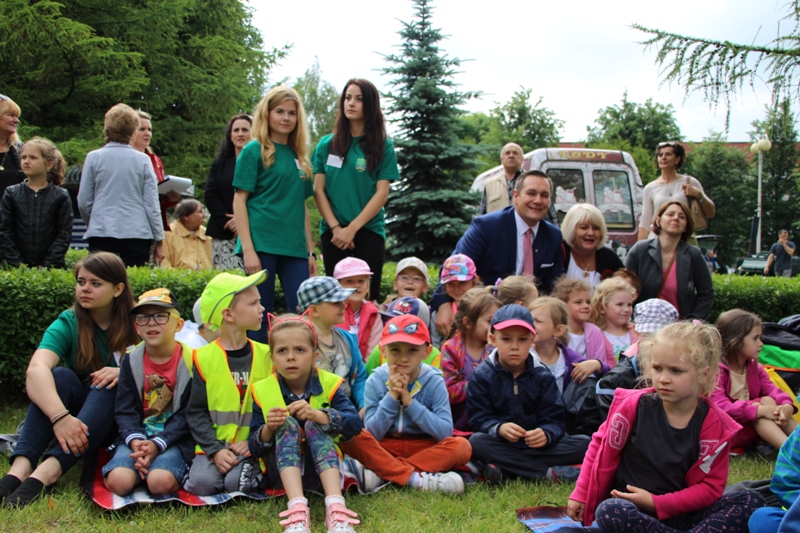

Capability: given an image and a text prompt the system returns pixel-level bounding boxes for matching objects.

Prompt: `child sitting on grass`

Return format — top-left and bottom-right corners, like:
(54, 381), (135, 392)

(712, 309), (798, 451)
(553, 277), (614, 369)
(468, 304), (590, 482)
(365, 297), (440, 375)
(103, 289), (195, 497)
(380, 257), (430, 310)
(183, 270), (273, 496)
(334, 257), (383, 361)
(430, 253), (480, 348)
(249, 313), (362, 533)
(344, 315), (471, 493)
(441, 288), (501, 431)
(568, 322), (766, 533)
(297, 276), (366, 414)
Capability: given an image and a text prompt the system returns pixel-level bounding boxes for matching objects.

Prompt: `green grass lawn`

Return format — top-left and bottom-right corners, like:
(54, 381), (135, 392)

(0, 403), (777, 533)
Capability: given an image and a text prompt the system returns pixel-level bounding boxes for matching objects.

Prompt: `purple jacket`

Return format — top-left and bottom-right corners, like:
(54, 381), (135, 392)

(711, 359), (796, 425)
(537, 342), (610, 393)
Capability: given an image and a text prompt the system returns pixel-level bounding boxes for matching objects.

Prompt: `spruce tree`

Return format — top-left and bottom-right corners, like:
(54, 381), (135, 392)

(381, 0), (481, 263)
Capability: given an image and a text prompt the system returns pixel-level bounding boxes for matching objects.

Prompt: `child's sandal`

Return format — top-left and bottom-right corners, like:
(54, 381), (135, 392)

(279, 500), (311, 533)
(326, 502), (360, 533)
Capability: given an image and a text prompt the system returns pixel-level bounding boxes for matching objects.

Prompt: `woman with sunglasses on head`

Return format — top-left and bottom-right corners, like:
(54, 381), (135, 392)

(638, 142), (715, 243)
(0, 94), (24, 201)
(205, 113), (252, 270)
(0, 252), (139, 507)
(313, 79), (400, 303)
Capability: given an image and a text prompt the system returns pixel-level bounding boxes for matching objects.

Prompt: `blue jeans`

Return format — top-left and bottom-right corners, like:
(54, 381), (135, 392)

(102, 443), (187, 483)
(12, 367), (117, 474)
(248, 252), (309, 343)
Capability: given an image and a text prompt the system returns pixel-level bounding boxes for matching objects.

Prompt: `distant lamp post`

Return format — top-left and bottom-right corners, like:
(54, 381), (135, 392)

(751, 136), (772, 253)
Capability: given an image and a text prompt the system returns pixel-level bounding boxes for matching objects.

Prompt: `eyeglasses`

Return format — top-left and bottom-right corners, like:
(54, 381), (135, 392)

(657, 141), (679, 148)
(134, 312), (175, 326)
(397, 275), (425, 284)
(387, 322), (418, 335)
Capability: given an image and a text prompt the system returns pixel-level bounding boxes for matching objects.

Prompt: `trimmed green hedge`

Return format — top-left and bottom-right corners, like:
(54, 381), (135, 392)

(4, 264), (790, 397)
(0, 261), (437, 396)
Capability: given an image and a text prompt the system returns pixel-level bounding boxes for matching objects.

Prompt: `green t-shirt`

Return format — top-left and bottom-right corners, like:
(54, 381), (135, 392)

(233, 140), (314, 258)
(313, 134), (399, 239)
(365, 344), (441, 376)
(38, 308), (115, 380)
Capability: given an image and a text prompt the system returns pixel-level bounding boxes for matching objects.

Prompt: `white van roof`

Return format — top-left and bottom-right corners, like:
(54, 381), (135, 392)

(470, 147), (643, 193)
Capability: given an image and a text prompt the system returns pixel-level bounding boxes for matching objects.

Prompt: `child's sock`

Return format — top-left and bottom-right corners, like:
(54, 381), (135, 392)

(325, 495), (345, 508)
(287, 496), (308, 510)
(406, 472), (422, 488)
(0, 475), (22, 500)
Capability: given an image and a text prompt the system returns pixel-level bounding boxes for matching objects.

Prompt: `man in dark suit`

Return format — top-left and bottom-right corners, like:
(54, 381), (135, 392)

(432, 171), (565, 336)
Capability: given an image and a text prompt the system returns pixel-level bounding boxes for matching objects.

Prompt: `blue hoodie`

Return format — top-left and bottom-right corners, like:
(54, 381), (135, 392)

(364, 363), (453, 442)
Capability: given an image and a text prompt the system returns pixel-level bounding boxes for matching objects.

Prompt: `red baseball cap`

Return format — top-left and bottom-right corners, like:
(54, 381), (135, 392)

(379, 314), (431, 347)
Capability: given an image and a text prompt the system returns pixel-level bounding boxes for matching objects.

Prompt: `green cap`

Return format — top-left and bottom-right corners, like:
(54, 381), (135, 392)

(201, 270), (267, 331)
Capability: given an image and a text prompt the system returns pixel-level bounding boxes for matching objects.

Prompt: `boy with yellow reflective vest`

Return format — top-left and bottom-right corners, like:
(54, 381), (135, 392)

(183, 270), (272, 496)
(249, 313), (361, 533)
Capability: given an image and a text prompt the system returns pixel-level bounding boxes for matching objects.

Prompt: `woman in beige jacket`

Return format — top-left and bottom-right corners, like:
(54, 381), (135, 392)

(162, 199), (212, 270)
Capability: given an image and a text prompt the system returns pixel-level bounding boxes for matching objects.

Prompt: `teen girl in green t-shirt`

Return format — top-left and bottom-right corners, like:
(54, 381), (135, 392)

(1, 252), (138, 507)
(233, 86), (316, 342)
(313, 79), (399, 302)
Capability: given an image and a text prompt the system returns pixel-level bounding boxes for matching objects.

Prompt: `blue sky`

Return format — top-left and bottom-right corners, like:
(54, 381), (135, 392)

(251, 0), (792, 142)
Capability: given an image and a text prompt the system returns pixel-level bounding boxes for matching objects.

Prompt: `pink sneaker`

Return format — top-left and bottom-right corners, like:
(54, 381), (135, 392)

(325, 502), (360, 533)
(279, 501), (311, 533)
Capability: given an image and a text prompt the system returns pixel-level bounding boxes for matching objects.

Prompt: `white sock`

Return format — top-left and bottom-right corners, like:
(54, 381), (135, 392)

(325, 495), (345, 508)
(288, 496), (308, 509)
(407, 472), (422, 488)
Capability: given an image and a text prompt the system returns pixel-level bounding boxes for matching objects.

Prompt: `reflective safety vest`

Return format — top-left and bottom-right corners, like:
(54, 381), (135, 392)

(251, 369), (343, 412)
(192, 339), (272, 454)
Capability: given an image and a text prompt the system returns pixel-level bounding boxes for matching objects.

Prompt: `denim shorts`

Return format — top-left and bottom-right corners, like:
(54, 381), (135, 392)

(102, 443), (188, 482)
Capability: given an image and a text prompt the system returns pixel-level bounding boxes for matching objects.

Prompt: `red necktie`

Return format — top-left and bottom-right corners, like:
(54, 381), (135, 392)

(523, 228), (534, 277)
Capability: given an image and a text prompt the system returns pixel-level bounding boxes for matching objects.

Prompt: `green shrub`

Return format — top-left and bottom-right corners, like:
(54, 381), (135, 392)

(708, 274), (800, 323)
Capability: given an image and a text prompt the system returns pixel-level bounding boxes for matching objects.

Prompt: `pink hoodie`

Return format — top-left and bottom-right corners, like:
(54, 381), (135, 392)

(711, 359), (796, 425)
(570, 387), (741, 525)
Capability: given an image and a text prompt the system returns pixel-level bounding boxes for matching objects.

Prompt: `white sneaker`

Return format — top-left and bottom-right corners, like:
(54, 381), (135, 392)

(418, 472), (465, 494)
(363, 468), (390, 493)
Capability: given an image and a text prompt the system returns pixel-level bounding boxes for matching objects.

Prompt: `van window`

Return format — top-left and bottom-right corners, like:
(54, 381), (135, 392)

(594, 170), (634, 230)
(546, 169), (585, 215)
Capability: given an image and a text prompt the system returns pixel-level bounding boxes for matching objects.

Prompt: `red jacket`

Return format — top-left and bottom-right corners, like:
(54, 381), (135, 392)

(570, 387), (740, 525)
(711, 359), (796, 425)
(146, 151), (177, 231)
(337, 301), (381, 361)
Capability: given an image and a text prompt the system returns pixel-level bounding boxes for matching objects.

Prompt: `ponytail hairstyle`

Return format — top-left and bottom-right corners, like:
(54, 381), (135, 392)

(22, 137), (66, 186)
(448, 288), (501, 340)
(251, 86), (313, 179)
(330, 79), (386, 173)
(715, 309), (762, 364)
(490, 275), (538, 307)
(72, 252), (138, 375)
(529, 297), (570, 345)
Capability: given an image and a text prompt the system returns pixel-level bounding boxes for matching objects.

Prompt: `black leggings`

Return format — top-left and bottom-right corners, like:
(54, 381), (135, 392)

(320, 228), (385, 302)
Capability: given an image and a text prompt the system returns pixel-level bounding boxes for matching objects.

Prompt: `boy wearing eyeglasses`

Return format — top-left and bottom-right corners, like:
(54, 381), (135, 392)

(103, 288), (195, 497)
(381, 257), (430, 310)
(351, 314), (471, 493)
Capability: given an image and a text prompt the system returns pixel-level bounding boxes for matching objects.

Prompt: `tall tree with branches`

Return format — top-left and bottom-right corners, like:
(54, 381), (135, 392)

(381, 0), (481, 263)
(633, 2), (800, 118)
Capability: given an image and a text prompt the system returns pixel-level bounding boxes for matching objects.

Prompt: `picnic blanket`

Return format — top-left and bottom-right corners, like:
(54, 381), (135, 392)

(82, 449), (377, 510)
(516, 506), (589, 533)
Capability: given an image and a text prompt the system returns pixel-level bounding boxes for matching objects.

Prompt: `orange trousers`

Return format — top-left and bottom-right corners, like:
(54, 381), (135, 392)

(339, 429), (472, 486)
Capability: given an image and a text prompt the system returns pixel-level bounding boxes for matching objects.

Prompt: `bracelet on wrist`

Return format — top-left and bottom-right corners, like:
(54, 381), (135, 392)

(50, 410), (69, 425)
(308, 252), (317, 259)
(331, 224), (341, 230)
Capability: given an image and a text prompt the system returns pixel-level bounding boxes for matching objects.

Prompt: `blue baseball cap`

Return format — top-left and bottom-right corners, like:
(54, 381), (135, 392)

(380, 297), (430, 325)
(491, 304), (536, 335)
